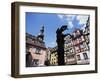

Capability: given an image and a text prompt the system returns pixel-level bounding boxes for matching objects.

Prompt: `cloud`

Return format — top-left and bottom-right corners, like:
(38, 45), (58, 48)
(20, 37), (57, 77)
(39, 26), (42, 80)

(57, 14), (64, 20)
(57, 14), (75, 28)
(57, 14), (75, 21)
(57, 14), (89, 30)
(76, 15), (88, 25)
(81, 24), (86, 30)
(65, 15), (75, 28)
(68, 21), (73, 28)
(65, 15), (76, 21)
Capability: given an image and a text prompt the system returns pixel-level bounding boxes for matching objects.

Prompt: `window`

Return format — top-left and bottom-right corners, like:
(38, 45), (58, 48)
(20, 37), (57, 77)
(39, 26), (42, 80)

(75, 46), (80, 52)
(65, 49), (69, 53)
(77, 30), (80, 35)
(83, 42), (88, 51)
(80, 44), (84, 49)
(85, 36), (89, 43)
(86, 28), (88, 34)
(88, 35), (90, 43)
(73, 40), (77, 45)
(88, 28), (90, 33)
(77, 55), (81, 60)
(35, 48), (41, 54)
(65, 41), (68, 44)
(81, 36), (85, 41)
(70, 48), (74, 53)
(68, 42), (71, 46)
(83, 53), (88, 60)
(77, 38), (79, 44)
(64, 44), (68, 48)
(79, 37), (82, 43)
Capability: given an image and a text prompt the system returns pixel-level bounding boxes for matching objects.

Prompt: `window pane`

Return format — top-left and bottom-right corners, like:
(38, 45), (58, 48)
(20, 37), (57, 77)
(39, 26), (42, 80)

(77, 55), (81, 60)
(83, 53), (88, 60)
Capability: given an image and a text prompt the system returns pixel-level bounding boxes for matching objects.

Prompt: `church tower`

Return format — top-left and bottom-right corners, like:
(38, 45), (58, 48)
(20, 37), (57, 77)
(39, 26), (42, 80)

(37, 26), (44, 42)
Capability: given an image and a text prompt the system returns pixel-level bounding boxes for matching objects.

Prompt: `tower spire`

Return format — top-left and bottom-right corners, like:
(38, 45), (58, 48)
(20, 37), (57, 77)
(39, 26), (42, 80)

(37, 26), (44, 41)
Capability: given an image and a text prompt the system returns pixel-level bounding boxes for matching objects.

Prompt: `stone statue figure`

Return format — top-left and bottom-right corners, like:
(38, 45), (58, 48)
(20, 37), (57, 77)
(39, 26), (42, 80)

(56, 25), (68, 65)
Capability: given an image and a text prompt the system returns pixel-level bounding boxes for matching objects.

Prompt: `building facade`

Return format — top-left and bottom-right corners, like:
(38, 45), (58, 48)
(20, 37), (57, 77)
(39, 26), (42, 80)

(64, 34), (77, 65)
(49, 17), (90, 65)
(73, 17), (90, 64)
(72, 29), (89, 64)
(49, 47), (58, 66)
(26, 26), (47, 67)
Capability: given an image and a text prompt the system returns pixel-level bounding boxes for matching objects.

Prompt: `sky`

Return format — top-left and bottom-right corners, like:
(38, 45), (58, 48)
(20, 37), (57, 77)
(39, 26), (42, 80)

(26, 12), (89, 48)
